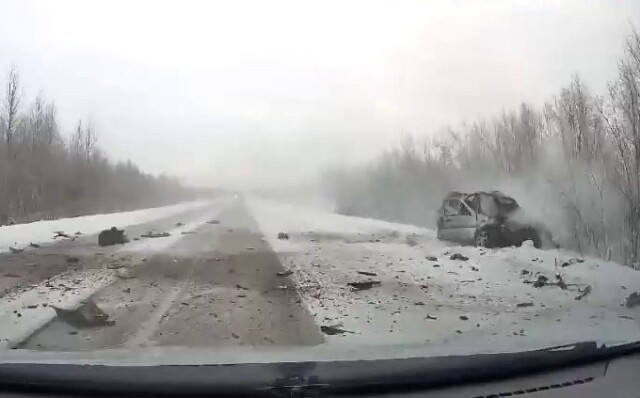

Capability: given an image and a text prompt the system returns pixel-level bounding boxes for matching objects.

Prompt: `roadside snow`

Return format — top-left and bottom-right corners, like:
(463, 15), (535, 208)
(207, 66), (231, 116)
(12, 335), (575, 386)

(0, 200), (212, 254)
(247, 197), (640, 353)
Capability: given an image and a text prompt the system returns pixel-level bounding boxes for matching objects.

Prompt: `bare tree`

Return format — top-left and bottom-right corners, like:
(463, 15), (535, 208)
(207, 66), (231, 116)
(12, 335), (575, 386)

(2, 66), (21, 156)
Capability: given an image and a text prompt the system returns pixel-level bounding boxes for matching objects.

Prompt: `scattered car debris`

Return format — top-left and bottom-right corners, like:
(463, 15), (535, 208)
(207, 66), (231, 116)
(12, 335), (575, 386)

(521, 269), (530, 275)
(277, 270), (294, 277)
(425, 315), (437, 320)
(357, 271), (377, 277)
(414, 301), (425, 306)
(348, 281), (381, 291)
(561, 258), (585, 268)
(532, 275), (549, 288)
(320, 325), (354, 335)
(516, 302), (534, 308)
(433, 264), (440, 268)
(52, 299), (114, 328)
(206, 219), (220, 224)
(575, 285), (592, 301)
(9, 246), (24, 254)
(459, 315), (469, 320)
(53, 231), (70, 238)
(450, 253), (469, 261)
(98, 227), (129, 246)
(26, 304), (38, 309)
(277, 232), (289, 240)
(425, 256), (438, 261)
(555, 273), (568, 290)
(141, 231), (171, 238)
(29, 242), (40, 248)
(175, 222), (185, 227)
(625, 292), (640, 308)
(471, 266), (479, 271)
(66, 256), (80, 264)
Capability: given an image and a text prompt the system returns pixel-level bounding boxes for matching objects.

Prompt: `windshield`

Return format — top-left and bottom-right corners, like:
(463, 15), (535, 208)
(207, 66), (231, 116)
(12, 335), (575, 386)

(1, 0), (640, 368)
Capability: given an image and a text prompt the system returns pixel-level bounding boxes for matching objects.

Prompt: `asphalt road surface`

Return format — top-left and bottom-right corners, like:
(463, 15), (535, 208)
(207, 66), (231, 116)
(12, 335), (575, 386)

(11, 198), (323, 350)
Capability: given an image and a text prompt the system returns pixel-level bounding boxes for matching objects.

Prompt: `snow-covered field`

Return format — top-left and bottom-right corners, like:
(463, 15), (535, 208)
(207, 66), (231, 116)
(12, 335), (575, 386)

(0, 200), (213, 254)
(247, 197), (640, 354)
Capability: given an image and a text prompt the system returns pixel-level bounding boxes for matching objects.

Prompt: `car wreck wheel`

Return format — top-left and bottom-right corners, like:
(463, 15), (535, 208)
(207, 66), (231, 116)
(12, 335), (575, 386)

(475, 229), (491, 247)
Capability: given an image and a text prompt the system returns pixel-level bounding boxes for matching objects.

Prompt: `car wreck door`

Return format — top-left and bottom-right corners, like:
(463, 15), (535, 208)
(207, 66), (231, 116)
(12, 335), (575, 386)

(451, 199), (477, 243)
(438, 199), (460, 241)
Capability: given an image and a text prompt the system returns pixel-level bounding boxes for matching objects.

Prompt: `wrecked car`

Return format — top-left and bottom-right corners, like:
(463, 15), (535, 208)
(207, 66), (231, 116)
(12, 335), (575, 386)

(436, 191), (554, 249)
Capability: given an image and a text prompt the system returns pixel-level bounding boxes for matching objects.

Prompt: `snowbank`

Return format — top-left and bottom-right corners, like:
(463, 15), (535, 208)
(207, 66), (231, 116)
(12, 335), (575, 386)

(247, 197), (640, 353)
(0, 200), (212, 254)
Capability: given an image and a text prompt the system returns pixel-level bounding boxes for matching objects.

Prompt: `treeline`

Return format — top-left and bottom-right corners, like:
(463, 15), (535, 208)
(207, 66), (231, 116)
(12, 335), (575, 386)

(326, 30), (640, 268)
(0, 68), (204, 225)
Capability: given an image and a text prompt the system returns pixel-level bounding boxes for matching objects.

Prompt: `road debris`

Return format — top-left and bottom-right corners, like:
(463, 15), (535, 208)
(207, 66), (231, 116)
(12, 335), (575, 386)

(277, 232), (289, 240)
(450, 253), (469, 261)
(532, 275), (549, 288)
(426, 315), (437, 320)
(98, 227), (129, 246)
(521, 269), (530, 275)
(561, 258), (585, 267)
(181, 231), (197, 235)
(575, 285), (592, 301)
(52, 299), (114, 328)
(425, 255), (438, 261)
(320, 325), (354, 335)
(141, 231), (171, 238)
(471, 266), (479, 271)
(414, 301), (425, 306)
(53, 231), (70, 238)
(625, 292), (640, 308)
(29, 242), (40, 248)
(459, 315), (469, 320)
(277, 270), (294, 277)
(175, 222), (185, 227)
(348, 281), (381, 291)
(433, 264), (440, 268)
(357, 271), (377, 277)
(516, 302), (534, 308)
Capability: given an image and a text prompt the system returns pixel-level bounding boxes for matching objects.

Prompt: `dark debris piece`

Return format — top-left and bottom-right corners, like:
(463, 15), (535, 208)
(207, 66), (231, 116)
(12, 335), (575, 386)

(320, 325), (354, 335)
(347, 281), (381, 291)
(450, 253), (469, 261)
(425, 256), (438, 261)
(277, 232), (289, 240)
(52, 299), (114, 328)
(357, 271), (377, 277)
(625, 292), (640, 308)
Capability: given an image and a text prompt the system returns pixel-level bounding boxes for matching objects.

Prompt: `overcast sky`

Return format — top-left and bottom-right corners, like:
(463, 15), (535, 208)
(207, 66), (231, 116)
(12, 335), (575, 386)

(1, 0), (639, 188)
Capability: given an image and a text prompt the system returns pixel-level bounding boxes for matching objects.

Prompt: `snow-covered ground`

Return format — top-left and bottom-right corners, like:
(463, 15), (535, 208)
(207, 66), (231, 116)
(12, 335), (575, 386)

(0, 200), (213, 254)
(247, 197), (640, 354)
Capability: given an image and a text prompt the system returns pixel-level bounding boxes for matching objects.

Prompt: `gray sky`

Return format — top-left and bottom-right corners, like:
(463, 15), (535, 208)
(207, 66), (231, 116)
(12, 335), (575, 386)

(1, 0), (639, 189)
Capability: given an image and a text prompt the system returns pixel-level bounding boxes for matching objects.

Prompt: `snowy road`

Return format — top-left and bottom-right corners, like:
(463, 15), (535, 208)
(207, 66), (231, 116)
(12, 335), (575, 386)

(2, 195), (640, 355)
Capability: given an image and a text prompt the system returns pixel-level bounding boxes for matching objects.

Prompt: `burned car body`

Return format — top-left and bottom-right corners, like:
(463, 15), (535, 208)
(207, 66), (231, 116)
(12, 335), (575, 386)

(436, 191), (554, 248)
